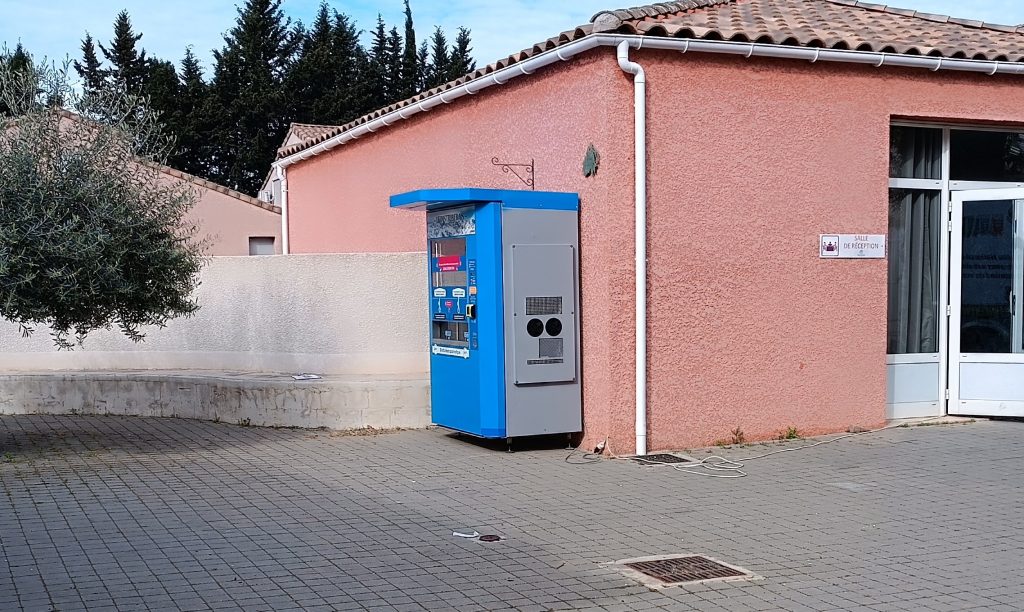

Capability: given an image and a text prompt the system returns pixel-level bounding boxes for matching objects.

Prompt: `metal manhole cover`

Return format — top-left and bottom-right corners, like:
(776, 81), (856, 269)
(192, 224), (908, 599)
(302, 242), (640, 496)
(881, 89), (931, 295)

(632, 453), (690, 465)
(620, 555), (753, 587)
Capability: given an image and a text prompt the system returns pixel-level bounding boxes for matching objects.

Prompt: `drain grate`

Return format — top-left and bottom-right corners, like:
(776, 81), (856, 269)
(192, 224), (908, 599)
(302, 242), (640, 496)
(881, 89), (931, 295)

(632, 453), (690, 465)
(625, 556), (748, 585)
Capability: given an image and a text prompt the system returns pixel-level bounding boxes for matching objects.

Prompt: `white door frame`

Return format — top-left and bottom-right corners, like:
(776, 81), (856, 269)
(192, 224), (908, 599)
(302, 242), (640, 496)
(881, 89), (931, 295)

(949, 187), (1024, 416)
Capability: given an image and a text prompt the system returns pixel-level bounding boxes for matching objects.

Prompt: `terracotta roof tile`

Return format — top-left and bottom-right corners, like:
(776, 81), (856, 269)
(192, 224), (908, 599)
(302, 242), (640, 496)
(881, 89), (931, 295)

(156, 164), (281, 214)
(593, 0), (1024, 59)
(289, 123), (338, 141)
(46, 110), (280, 214)
(277, 0), (1024, 160)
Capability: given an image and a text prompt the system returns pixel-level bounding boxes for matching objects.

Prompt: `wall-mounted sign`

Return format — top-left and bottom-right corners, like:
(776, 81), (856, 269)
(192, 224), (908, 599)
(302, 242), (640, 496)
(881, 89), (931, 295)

(820, 234), (886, 259)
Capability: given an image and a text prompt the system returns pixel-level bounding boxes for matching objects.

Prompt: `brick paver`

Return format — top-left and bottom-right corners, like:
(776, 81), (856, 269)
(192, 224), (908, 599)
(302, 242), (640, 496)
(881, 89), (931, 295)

(1, 415), (1022, 611)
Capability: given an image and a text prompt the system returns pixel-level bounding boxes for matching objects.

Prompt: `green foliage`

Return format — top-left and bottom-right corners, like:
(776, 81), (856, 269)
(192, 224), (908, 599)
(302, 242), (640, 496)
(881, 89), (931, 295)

(449, 28), (476, 80)
(170, 48), (212, 179)
(58, 2), (478, 195)
(206, 0), (298, 194)
(73, 34), (104, 97)
(779, 427), (801, 440)
(0, 44), (33, 116)
(98, 11), (149, 94)
(425, 26), (450, 90)
(400, 0), (419, 100)
(0, 60), (206, 349)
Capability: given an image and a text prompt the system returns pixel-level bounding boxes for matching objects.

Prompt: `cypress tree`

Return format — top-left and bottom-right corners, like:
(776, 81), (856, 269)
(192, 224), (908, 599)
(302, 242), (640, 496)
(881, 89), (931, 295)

(365, 15), (391, 110)
(172, 47), (210, 178)
(416, 40), (429, 91)
(145, 59), (180, 123)
(326, 12), (365, 122)
(400, 0), (419, 100)
(207, 0), (297, 193)
(287, 2), (334, 124)
(426, 27), (450, 89)
(74, 34), (105, 96)
(448, 27), (476, 81)
(99, 11), (148, 93)
(386, 26), (403, 99)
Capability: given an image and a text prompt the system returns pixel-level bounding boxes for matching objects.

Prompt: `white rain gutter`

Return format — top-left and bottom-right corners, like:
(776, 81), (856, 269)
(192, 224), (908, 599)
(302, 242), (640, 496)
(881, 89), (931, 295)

(616, 41), (648, 457)
(271, 33), (1024, 454)
(276, 164), (290, 254)
(276, 33), (1024, 173)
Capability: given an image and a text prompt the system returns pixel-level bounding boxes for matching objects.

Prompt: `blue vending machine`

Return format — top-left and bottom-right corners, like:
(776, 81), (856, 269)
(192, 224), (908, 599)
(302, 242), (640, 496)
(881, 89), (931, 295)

(391, 188), (582, 440)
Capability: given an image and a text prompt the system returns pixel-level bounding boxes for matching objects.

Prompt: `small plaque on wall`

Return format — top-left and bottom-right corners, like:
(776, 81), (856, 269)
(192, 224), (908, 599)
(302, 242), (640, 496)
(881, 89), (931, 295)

(820, 234), (886, 259)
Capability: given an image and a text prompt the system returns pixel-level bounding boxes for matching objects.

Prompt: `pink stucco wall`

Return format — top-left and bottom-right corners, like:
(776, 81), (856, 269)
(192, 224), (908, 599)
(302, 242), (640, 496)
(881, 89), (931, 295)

(186, 184), (282, 257)
(286, 46), (1024, 453)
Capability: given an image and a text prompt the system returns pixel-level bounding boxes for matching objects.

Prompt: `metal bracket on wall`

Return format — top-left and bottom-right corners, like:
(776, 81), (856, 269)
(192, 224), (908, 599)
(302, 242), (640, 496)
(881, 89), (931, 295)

(491, 157), (535, 190)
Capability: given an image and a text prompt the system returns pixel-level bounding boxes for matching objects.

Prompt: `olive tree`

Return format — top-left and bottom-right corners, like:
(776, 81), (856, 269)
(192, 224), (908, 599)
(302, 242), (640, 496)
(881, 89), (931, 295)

(0, 56), (206, 348)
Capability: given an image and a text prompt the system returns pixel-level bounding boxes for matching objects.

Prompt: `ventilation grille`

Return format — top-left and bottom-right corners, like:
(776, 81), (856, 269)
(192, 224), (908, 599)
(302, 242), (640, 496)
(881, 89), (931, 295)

(526, 297), (562, 316)
(539, 338), (563, 359)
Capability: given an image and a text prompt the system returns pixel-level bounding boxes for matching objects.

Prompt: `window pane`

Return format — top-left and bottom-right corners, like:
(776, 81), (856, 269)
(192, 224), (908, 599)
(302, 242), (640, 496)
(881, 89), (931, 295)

(890, 126), (942, 179)
(960, 200), (1014, 353)
(950, 130), (1024, 182)
(248, 236), (275, 256)
(888, 189), (941, 354)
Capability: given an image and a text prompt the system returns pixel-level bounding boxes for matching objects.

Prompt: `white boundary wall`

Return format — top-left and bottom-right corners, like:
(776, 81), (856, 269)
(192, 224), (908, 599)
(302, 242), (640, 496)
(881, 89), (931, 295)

(0, 253), (429, 376)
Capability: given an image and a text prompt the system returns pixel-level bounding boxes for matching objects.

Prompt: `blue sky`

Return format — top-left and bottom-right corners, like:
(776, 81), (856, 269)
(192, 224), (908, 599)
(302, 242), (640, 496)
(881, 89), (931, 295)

(1, 1), (1022, 75)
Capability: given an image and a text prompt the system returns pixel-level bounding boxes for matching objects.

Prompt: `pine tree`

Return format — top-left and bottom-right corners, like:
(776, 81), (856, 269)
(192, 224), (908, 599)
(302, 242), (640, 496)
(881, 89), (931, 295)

(74, 34), (105, 96)
(99, 11), (148, 93)
(207, 0), (298, 193)
(400, 0), (419, 100)
(426, 27), (450, 89)
(448, 27), (476, 81)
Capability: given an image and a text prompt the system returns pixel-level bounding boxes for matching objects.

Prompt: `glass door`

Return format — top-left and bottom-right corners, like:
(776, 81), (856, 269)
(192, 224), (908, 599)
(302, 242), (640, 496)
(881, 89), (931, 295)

(950, 188), (1024, 416)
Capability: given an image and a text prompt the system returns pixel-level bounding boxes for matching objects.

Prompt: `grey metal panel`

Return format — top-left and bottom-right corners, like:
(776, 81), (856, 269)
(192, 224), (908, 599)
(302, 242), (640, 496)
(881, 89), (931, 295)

(886, 362), (940, 404)
(501, 208), (582, 437)
(960, 363), (1024, 401)
(510, 244), (577, 384)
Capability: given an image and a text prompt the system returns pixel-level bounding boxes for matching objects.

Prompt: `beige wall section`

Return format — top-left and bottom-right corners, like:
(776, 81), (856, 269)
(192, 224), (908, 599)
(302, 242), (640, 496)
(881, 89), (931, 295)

(184, 181), (283, 256)
(0, 254), (428, 375)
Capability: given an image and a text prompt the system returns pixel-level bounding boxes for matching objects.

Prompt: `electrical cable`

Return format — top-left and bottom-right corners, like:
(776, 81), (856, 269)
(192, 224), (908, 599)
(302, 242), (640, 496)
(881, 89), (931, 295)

(620, 416), (950, 478)
(565, 440), (604, 464)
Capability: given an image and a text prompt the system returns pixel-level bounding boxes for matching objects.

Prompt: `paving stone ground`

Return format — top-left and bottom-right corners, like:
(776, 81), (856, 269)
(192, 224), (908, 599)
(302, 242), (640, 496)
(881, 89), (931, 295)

(0, 415), (1022, 611)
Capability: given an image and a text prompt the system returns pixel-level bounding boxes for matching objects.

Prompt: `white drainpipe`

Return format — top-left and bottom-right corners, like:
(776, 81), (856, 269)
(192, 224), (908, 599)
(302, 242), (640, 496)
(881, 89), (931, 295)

(275, 164), (289, 254)
(617, 41), (648, 457)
